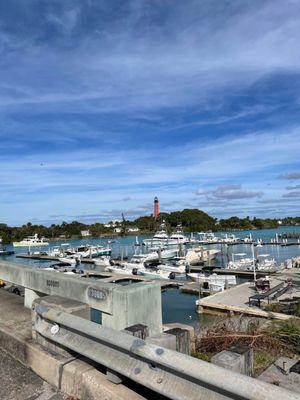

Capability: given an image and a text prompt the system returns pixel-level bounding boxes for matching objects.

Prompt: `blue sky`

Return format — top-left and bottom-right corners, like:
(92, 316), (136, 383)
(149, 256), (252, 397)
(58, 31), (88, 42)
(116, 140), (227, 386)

(0, 0), (300, 225)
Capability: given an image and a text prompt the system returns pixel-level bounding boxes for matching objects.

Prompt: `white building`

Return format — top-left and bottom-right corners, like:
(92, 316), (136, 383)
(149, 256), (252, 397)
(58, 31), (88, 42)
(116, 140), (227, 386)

(127, 227), (140, 233)
(104, 219), (122, 228)
(81, 230), (91, 237)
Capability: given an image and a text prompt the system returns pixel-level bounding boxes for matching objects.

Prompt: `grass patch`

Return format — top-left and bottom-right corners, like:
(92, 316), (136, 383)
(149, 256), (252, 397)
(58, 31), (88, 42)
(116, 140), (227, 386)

(191, 351), (213, 362)
(269, 319), (300, 354)
(253, 350), (276, 376)
(192, 317), (300, 375)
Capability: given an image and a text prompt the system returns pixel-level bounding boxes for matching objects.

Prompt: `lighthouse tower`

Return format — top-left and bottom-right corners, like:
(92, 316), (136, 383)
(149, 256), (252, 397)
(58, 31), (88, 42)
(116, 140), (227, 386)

(154, 197), (159, 219)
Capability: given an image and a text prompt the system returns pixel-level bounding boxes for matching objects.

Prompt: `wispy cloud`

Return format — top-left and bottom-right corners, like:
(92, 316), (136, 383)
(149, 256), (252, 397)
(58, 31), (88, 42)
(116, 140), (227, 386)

(282, 191), (300, 198)
(197, 185), (263, 200)
(286, 185), (300, 190)
(279, 172), (300, 180)
(0, 1), (300, 224)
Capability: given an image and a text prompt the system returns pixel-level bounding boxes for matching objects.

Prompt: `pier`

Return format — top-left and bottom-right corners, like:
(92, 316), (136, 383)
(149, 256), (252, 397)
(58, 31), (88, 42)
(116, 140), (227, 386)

(197, 268), (300, 320)
(16, 253), (96, 264)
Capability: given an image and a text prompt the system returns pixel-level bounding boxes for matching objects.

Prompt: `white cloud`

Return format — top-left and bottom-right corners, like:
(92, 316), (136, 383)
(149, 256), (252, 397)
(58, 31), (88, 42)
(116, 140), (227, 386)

(1, 1), (300, 113)
(280, 172), (300, 180)
(196, 184), (263, 200)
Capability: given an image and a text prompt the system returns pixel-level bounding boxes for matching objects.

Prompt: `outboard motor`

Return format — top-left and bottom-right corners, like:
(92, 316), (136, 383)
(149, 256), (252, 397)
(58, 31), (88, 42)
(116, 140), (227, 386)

(169, 272), (176, 280)
(185, 262), (190, 273)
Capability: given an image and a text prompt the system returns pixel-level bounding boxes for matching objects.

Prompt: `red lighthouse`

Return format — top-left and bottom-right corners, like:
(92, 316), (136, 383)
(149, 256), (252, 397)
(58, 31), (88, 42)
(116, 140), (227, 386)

(154, 197), (159, 219)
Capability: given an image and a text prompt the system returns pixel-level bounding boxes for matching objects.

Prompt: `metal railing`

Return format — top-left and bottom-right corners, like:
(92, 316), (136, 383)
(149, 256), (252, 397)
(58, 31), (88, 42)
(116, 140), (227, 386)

(33, 303), (299, 400)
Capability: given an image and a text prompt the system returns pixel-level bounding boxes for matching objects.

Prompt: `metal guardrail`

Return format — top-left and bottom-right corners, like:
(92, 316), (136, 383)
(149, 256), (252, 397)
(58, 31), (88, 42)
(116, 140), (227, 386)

(33, 303), (299, 400)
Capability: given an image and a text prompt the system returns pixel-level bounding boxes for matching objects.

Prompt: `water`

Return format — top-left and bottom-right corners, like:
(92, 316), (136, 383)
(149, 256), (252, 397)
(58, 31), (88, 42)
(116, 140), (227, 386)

(2, 226), (300, 328)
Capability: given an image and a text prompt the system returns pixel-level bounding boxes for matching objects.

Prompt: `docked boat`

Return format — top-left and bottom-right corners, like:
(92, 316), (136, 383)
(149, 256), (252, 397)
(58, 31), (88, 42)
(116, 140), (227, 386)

(107, 254), (148, 275)
(139, 268), (174, 280)
(219, 234), (240, 243)
(227, 253), (254, 270)
(74, 245), (111, 258)
(13, 234), (49, 247)
(156, 262), (186, 274)
(185, 247), (220, 265)
(187, 272), (237, 286)
(256, 254), (277, 271)
(94, 256), (111, 267)
(58, 255), (81, 266)
(48, 243), (72, 257)
(197, 232), (219, 244)
(169, 225), (189, 244)
(147, 247), (179, 261)
(143, 222), (170, 247)
(44, 263), (84, 275)
(105, 264), (134, 275)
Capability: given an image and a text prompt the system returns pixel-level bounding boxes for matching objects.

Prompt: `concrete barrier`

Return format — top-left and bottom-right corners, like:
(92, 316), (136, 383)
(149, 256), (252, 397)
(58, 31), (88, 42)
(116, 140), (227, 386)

(0, 290), (146, 399)
(0, 260), (162, 335)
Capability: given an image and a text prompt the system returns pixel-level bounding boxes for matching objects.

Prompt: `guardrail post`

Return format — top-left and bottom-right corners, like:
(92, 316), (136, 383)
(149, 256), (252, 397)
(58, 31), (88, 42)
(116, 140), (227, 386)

(124, 324), (149, 340)
(211, 345), (254, 376)
(163, 323), (195, 354)
(164, 327), (190, 355)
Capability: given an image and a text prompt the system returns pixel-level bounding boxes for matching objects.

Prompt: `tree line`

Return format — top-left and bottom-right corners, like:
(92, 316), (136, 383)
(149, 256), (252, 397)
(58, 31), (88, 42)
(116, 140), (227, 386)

(0, 209), (299, 243)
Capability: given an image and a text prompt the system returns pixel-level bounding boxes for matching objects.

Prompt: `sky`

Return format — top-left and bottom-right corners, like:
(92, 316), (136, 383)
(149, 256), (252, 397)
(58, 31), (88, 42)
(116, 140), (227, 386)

(0, 0), (300, 226)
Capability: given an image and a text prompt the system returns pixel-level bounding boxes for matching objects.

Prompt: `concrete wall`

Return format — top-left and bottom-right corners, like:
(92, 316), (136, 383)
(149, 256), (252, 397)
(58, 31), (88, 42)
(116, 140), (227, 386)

(102, 281), (162, 335)
(0, 261), (163, 335)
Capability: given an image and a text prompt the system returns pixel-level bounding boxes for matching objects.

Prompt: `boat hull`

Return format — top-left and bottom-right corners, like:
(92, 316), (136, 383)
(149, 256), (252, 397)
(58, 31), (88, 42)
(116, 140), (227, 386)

(13, 241), (49, 247)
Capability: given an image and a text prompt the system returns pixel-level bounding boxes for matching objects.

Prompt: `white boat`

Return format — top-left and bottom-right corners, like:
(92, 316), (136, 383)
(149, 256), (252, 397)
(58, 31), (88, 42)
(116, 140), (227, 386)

(185, 247), (220, 265)
(105, 264), (134, 275)
(114, 254), (148, 274)
(197, 232), (219, 244)
(139, 268), (173, 280)
(74, 245), (111, 258)
(220, 234), (240, 243)
(94, 256), (111, 267)
(147, 247), (179, 261)
(13, 234), (49, 247)
(227, 253), (253, 270)
(242, 234), (253, 243)
(257, 254), (277, 271)
(143, 222), (170, 246)
(187, 272), (236, 286)
(156, 263), (186, 274)
(169, 225), (189, 244)
(58, 255), (80, 266)
(48, 243), (71, 257)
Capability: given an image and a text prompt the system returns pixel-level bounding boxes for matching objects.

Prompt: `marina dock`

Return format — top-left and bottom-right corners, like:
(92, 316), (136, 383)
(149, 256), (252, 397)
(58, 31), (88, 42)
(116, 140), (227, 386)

(16, 253), (96, 264)
(197, 268), (300, 320)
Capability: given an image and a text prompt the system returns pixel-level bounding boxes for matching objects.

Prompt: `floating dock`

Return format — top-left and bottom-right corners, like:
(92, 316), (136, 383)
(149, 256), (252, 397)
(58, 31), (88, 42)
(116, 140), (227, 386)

(16, 253), (96, 264)
(197, 268), (300, 320)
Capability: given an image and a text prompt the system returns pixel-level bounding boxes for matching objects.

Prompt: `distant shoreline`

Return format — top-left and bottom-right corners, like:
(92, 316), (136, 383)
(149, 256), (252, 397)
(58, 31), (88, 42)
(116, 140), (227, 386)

(5, 224), (300, 245)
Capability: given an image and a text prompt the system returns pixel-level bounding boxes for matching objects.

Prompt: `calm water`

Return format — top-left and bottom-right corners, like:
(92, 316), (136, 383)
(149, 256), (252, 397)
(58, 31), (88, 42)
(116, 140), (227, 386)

(2, 226), (300, 329)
